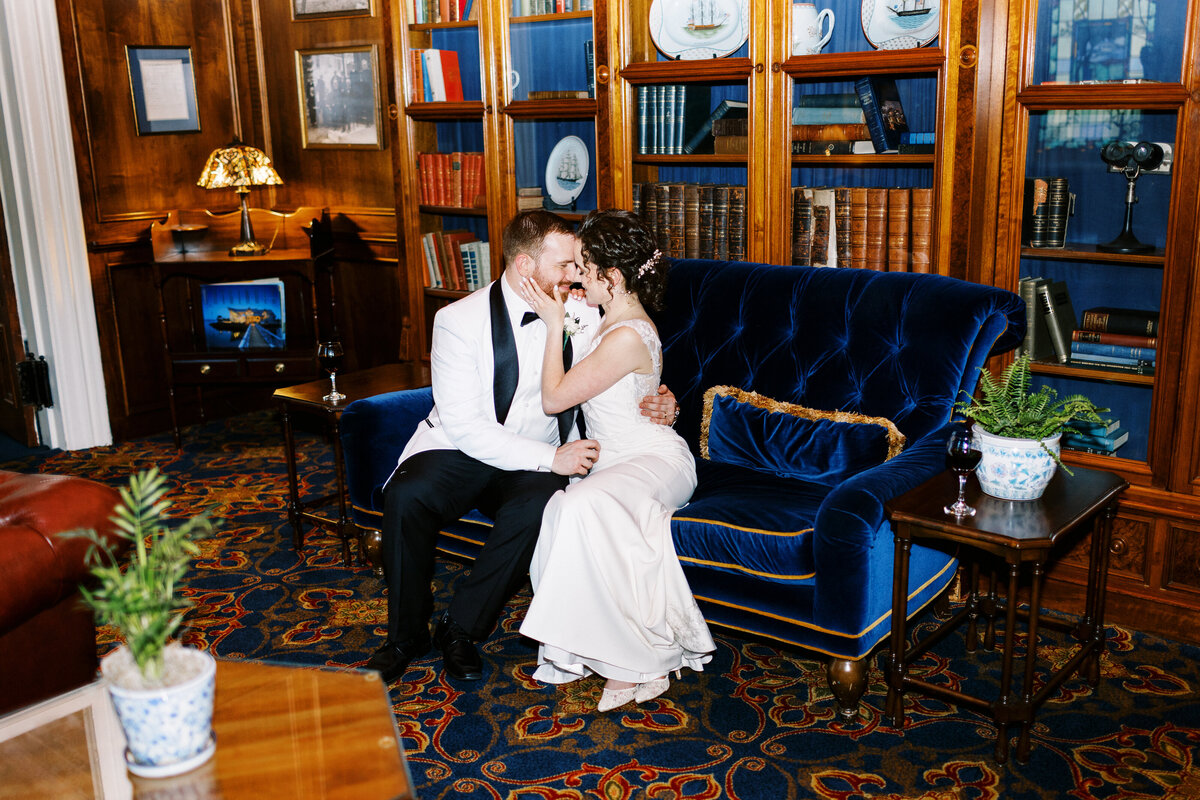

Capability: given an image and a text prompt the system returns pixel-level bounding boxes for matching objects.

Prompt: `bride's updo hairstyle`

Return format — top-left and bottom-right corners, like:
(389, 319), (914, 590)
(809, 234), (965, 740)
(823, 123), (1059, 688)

(578, 209), (670, 311)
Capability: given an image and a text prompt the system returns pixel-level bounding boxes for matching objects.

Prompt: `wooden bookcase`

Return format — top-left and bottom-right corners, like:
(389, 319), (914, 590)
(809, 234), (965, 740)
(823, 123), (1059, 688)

(989, 0), (1200, 642)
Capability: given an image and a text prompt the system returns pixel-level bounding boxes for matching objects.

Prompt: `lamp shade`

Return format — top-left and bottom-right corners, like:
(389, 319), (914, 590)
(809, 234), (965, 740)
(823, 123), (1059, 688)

(197, 140), (283, 190)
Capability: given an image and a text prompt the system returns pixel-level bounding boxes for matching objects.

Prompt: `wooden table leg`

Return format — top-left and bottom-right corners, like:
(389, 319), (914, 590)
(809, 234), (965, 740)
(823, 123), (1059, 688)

(887, 531), (912, 728)
(1084, 503), (1117, 685)
(330, 412), (352, 566)
(966, 560), (980, 652)
(1016, 559), (1045, 764)
(279, 404), (304, 551)
(993, 559), (1021, 765)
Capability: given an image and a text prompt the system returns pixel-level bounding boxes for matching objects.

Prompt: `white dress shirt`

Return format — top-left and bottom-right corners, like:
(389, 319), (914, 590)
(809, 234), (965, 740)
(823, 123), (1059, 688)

(395, 275), (599, 474)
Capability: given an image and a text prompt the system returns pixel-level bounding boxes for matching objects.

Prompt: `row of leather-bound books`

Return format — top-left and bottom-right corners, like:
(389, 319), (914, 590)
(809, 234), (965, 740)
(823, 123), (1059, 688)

(631, 182), (747, 262)
(793, 186), (933, 272)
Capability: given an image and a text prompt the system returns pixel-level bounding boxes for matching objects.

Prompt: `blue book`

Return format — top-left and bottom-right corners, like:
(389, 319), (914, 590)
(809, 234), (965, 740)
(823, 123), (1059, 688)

(854, 76), (908, 153)
(1071, 340), (1156, 362)
(1063, 428), (1129, 451)
(1069, 351), (1150, 365)
(637, 87), (649, 155)
(1067, 418), (1121, 437)
(683, 99), (748, 155)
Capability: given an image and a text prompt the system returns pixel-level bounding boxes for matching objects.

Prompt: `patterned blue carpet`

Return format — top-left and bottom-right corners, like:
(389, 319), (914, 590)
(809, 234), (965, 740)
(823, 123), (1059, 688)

(5, 411), (1200, 799)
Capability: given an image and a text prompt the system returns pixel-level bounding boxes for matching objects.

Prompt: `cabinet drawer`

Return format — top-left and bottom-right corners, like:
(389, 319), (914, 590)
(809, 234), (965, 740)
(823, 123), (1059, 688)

(245, 356), (312, 379)
(174, 359), (241, 382)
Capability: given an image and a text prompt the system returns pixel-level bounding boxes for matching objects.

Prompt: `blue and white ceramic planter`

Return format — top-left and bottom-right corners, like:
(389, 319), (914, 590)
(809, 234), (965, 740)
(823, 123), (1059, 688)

(102, 644), (216, 777)
(974, 428), (1060, 501)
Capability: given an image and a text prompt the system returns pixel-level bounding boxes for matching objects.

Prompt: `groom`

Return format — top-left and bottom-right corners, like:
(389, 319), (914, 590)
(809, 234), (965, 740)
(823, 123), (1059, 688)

(368, 209), (679, 683)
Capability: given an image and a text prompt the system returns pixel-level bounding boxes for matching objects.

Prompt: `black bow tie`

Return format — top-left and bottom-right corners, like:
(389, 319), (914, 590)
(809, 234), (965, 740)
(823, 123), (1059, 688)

(521, 311), (539, 326)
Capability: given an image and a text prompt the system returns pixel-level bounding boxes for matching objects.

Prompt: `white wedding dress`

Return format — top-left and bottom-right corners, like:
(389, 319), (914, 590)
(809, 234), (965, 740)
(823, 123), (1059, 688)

(520, 319), (716, 685)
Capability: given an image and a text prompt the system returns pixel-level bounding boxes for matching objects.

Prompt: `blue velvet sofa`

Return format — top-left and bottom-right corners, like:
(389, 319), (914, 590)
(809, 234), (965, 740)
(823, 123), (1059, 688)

(341, 259), (1024, 718)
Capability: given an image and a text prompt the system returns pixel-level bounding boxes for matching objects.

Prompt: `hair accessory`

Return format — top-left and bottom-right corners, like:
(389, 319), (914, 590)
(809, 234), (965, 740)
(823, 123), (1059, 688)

(638, 249), (661, 278)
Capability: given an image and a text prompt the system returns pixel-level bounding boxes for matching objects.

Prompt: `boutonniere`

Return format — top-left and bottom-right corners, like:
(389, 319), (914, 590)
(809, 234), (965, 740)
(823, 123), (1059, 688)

(563, 312), (586, 346)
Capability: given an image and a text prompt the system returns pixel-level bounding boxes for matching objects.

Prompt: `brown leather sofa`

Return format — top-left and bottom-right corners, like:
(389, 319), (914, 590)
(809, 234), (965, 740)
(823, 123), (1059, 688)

(0, 471), (124, 715)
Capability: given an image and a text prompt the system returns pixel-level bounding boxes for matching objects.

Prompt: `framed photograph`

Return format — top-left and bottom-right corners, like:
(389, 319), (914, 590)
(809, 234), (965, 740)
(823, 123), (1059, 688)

(201, 279), (286, 351)
(291, 0), (375, 21)
(295, 46), (384, 149)
(125, 46), (200, 135)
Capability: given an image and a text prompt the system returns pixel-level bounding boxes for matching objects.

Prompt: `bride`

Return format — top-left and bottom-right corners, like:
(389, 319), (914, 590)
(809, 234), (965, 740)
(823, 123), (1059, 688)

(517, 209), (715, 711)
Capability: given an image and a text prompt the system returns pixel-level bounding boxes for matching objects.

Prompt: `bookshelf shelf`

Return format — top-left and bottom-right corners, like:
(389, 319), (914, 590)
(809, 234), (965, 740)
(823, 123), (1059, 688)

(418, 204), (487, 216)
(1016, 83), (1188, 111)
(617, 59), (753, 85)
(405, 101), (485, 120)
(505, 99), (597, 119)
(425, 287), (468, 300)
(1021, 245), (1164, 266)
(1030, 360), (1155, 388)
(781, 49), (944, 80)
(410, 21), (478, 31)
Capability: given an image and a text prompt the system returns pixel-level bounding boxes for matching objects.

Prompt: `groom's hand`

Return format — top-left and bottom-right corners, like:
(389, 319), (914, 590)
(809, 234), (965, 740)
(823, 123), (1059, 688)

(640, 384), (680, 426)
(552, 439), (600, 476)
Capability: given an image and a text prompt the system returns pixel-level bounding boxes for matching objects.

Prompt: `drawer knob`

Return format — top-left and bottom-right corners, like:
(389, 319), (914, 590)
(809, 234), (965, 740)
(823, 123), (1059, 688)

(199, 364), (211, 375)
(274, 362), (286, 374)
(1109, 537), (1127, 556)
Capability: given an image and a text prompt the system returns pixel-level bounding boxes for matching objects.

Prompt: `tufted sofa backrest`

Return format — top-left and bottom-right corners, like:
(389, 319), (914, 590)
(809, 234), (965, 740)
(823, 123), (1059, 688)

(655, 259), (1025, 452)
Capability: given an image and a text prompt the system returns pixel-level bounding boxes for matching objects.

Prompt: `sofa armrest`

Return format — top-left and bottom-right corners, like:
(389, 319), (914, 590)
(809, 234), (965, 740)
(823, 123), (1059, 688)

(811, 424), (953, 622)
(340, 387), (434, 517)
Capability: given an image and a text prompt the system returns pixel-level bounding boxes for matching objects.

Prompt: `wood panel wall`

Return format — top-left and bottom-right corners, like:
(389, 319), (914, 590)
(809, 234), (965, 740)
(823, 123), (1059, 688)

(54, 0), (410, 440)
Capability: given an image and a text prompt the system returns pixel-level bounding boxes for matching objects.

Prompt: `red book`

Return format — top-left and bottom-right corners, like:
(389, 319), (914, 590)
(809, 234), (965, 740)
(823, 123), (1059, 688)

(442, 230), (477, 290)
(439, 51), (463, 102)
(409, 49), (425, 103)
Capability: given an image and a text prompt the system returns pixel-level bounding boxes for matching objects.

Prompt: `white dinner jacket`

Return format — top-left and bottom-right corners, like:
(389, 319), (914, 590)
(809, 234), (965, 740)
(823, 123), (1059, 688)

(395, 275), (599, 474)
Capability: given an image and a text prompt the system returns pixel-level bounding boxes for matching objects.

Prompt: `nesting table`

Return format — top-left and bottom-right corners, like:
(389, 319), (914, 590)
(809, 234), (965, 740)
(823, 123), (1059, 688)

(274, 362), (430, 567)
(885, 466), (1127, 764)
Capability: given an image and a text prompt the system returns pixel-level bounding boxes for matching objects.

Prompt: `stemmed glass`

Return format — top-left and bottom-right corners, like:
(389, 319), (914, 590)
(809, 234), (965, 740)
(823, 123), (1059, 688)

(317, 341), (345, 403)
(944, 424), (981, 517)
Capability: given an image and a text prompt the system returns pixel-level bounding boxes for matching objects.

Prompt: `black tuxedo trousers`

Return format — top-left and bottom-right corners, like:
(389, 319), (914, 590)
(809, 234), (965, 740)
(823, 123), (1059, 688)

(381, 449), (568, 643)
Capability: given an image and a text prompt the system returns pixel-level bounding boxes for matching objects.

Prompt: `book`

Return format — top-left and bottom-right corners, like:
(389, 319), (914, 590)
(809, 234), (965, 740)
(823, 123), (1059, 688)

(1080, 307), (1160, 337)
(791, 140), (875, 155)
(1068, 351), (1152, 366)
(683, 183), (701, 258)
(792, 93), (865, 125)
(682, 99), (748, 155)
(834, 188), (852, 269)
(1072, 329), (1157, 348)
(1063, 428), (1130, 451)
(1070, 341), (1157, 362)
(653, 182), (671, 253)
(1044, 177), (1074, 248)
(637, 87), (649, 154)
(790, 123), (872, 141)
(1038, 280), (1077, 363)
(1017, 276), (1055, 361)
(712, 184), (729, 260)
(438, 50), (464, 102)
(854, 76), (908, 153)
(584, 39), (595, 98)
(1067, 418), (1122, 437)
(527, 90), (591, 99)
(713, 135), (748, 154)
(711, 117), (748, 137)
(886, 187), (910, 272)
(864, 188), (889, 271)
(909, 187), (933, 273)
(849, 187), (868, 269)
(1022, 177), (1050, 247)
(631, 182), (643, 217)
(422, 49), (447, 101)
(809, 188), (835, 267)
(1068, 356), (1155, 375)
(727, 185), (747, 261)
(698, 184), (715, 258)
(791, 186), (813, 266)
(677, 84), (713, 155)
(897, 143), (936, 154)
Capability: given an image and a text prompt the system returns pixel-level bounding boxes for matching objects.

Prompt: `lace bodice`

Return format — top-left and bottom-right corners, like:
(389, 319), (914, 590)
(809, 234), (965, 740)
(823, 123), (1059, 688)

(578, 319), (663, 445)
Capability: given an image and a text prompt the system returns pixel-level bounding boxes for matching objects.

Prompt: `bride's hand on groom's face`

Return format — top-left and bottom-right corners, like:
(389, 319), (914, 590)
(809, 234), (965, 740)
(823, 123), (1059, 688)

(519, 277), (565, 326)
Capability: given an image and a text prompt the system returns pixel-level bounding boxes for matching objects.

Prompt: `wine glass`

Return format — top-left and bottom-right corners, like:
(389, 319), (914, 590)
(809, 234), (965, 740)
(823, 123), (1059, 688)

(317, 341), (345, 403)
(944, 424), (981, 517)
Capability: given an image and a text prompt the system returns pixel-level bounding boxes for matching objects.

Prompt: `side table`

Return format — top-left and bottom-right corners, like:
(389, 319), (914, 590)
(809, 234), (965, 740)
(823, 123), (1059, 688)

(274, 362), (430, 567)
(884, 466), (1127, 765)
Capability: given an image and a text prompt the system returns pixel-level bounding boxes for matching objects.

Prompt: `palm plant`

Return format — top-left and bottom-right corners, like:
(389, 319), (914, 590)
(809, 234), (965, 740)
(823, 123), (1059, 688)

(954, 354), (1108, 470)
(72, 468), (214, 684)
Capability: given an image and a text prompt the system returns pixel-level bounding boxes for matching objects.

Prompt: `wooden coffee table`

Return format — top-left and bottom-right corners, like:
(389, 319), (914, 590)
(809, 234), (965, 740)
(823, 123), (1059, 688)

(0, 659), (416, 799)
(274, 362), (430, 566)
(885, 466), (1127, 765)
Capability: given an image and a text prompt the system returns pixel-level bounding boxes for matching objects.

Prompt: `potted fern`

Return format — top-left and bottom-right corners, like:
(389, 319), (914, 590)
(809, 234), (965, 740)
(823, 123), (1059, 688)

(71, 468), (218, 777)
(954, 354), (1109, 500)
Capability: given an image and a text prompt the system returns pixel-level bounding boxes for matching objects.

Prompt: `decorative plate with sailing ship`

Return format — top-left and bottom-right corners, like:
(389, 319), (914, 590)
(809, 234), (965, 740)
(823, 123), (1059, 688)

(545, 136), (589, 206)
(649, 0), (749, 60)
(861, 0), (940, 50)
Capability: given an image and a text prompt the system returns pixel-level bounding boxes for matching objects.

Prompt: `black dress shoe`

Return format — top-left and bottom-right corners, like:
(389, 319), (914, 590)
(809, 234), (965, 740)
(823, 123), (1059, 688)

(366, 637), (431, 683)
(433, 614), (483, 681)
